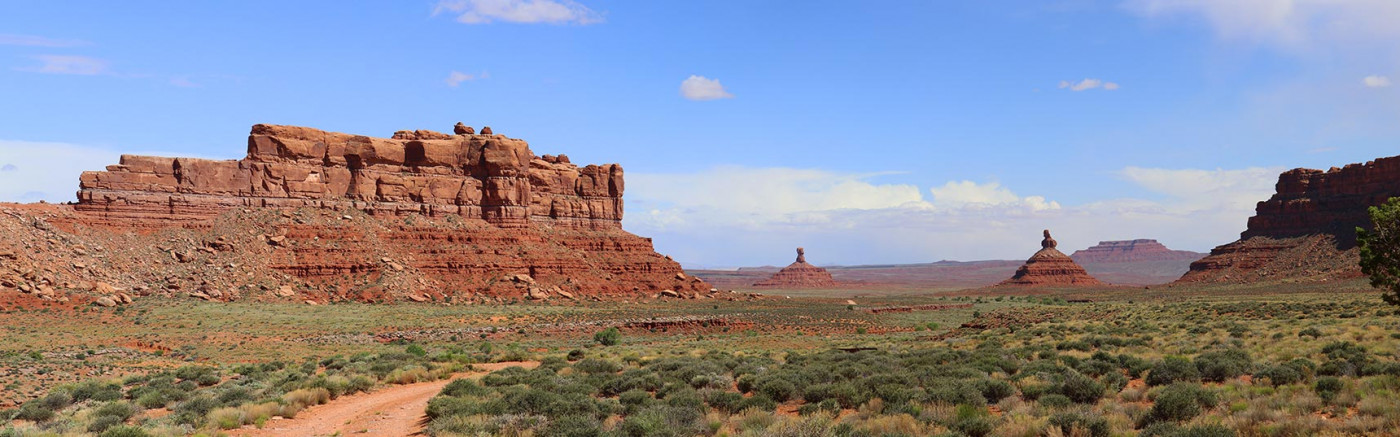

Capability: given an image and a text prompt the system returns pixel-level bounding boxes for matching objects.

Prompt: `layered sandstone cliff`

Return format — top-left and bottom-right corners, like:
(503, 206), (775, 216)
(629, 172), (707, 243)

(1179, 156), (1400, 282)
(0, 123), (713, 305)
(1070, 239), (1204, 263)
(1000, 230), (1103, 286)
(753, 248), (837, 288)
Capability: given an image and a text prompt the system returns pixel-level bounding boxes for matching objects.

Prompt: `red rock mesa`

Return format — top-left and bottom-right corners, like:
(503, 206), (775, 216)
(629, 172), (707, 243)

(2, 123), (712, 305)
(1180, 155), (1400, 282)
(1070, 239), (1203, 263)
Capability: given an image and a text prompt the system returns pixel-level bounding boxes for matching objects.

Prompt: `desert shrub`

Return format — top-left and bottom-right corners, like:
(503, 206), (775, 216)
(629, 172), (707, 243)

(1056, 371), (1105, 404)
(545, 414), (603, 437)
(702, 390), (743, 414)
(1315, 376), (1344, 402)
(98, 426), (153, 437)
(594, 327), (621, 346)
(1101, 371), (1129, 393)
(441, 378), (489, 398)
(975, 379), (1014, 403)
(757, 377), (797, 402)
(14, 392), (71, 422)
(1141, 383), (1217, 426)
(1049, 411), (1110, 437)
(1195, 349), (1252, 382)
(88, 414), (126, 433)
(567, 349), (586, 361)
(284, 388), (331, 409)
(70, 380), (123, 403)
(1141, 423), (1236, 437)
(92, 401), (139, 421)
(619, 405), (702, 437)
(1297, 327), (1323, 338)
(1255, 363), (1304, 386)
(738, 394), (778, 412)
(574, 358), (622, 375)
(1038, 393), (1072, 409)
(1147, 357), (1200, 386)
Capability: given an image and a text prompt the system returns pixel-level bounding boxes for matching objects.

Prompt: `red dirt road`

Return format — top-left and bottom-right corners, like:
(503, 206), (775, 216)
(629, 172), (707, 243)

(228, 361), (539, 437)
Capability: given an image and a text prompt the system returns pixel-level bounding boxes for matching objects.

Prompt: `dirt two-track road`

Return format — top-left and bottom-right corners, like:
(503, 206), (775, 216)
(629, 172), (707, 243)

(228, 361), (539, 437)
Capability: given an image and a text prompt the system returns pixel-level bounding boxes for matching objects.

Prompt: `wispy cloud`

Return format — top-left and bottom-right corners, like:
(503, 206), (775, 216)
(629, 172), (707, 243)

(1125, 0), (1400, 51)
(445, 70), (488, 87)
(0, 34), (89, 47)
(1058, 78), (1120, 91)
(679, 75), (734, 101)
(1364, 75), (1392, 88)
(169, 77), (200, 88)
(17, 55), (108, 75)
(433, 0), (602, 25)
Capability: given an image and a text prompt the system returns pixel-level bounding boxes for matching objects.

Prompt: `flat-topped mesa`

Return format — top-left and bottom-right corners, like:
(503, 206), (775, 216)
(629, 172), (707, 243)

(1180, 155), (1400, 282)
(1070, 239), (1204, 263)
(754, 247), (837, 288)
(1000, 230), (1103, 286)
(76, 123), (624, 229)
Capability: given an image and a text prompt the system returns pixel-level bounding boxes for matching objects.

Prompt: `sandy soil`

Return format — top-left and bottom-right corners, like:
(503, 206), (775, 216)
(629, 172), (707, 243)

(228, 361), (539, 437)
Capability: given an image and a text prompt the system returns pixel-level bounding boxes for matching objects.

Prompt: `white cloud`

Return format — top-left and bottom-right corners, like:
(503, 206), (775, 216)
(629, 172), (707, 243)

(1125, 0), (1400, 50)
(1364, 75), (1392, 88)
(446, 70), (486, 87)
(17, 55), (108, 75)
(679, 75), (734, 101)
(0, 34), (88, 47)
(626, 165), (1280, 266)
(0, 140), (123, 203)
(929, 181), (1061, 211)
(169, 77), (200, 88)
(433, 0), (601, 25)
(1058, 78), (1119, 91)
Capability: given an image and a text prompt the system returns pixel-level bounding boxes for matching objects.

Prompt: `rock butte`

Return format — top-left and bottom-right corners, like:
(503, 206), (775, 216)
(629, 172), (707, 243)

(1180, 154), (1400, 282)
(1069, 239), (1204, 264)
(2, 123), (715, 304)
(1000, 230), (1103, 286)
(753, 247), (837, 288)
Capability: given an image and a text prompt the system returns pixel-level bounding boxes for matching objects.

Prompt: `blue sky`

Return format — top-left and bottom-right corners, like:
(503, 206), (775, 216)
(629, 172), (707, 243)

(3, 1), (1400, 267)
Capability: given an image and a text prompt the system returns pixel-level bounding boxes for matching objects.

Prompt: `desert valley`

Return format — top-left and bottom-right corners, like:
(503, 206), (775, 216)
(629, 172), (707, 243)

(6, 2), (1400, 437)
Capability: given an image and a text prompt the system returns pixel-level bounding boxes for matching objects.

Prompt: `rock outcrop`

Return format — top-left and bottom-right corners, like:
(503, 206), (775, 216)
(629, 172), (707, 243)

(753, 247), (837, 288)
(1, 123), (713, 303)
(1000, 230), (1103, 286)
(1070, 240), (1204, 263)
(1180, 156), (1400, 282)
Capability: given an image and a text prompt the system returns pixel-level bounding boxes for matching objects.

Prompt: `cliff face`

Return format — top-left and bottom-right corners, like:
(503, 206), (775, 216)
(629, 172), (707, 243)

(1069, 239), (1203, 263)
(1179, 156), (1400, 282)
(77, 124), (623, 230)
(4, 123), (713, 304)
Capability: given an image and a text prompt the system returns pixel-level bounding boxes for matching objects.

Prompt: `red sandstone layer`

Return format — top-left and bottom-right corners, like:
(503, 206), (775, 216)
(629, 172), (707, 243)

(753, 248), (838, 288)
(1000, 231), (1103, 286)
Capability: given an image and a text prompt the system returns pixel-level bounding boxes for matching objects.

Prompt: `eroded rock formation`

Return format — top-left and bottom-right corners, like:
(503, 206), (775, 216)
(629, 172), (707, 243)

(753, 247), (837, 288)
(1000, 230), (1103, 286)
(1070, 239), (1204, 263)
(0, 123), (713, 304)
(1180, 156), (1400, 282)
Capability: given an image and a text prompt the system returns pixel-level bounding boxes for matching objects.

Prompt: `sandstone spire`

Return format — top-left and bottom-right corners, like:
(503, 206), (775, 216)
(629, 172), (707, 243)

(754, 247), (837, 288)
(999, 230), (1103, 286)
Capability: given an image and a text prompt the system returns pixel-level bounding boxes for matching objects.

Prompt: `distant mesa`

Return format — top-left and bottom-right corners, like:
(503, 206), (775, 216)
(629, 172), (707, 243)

(753, 247), (837, 288)
(1000, 230), (1103, 286)
(1181, 155), (1400, 283)
(1070, 239), (1204, 264)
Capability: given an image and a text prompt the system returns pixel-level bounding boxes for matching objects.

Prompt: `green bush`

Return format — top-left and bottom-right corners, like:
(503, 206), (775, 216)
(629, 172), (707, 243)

(1057, 371), (1105, 404)
(545, 414), (603, 437)
(1195, 349), (1252, 382)
(594, 327), (621, 346)
(756, 378), (797, 402)
(98, 426), (153, 437)
(1314, 376), (1344, 402)
(1141, 383), (1217, 426)
(1049, 411), (1110, 437)
(1147, 357), (1200, 386)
